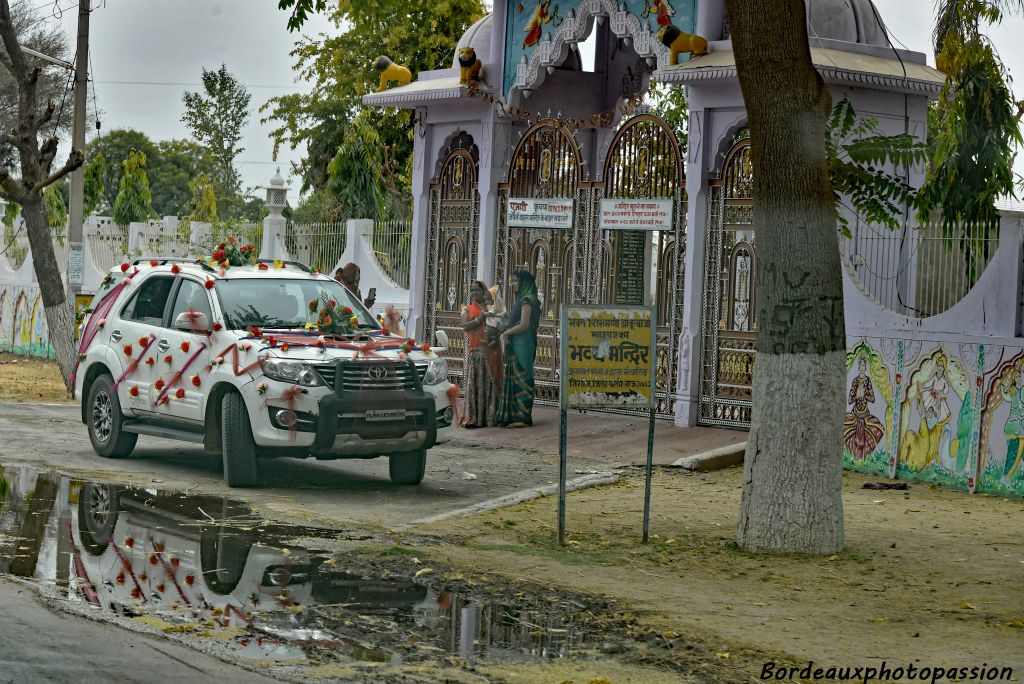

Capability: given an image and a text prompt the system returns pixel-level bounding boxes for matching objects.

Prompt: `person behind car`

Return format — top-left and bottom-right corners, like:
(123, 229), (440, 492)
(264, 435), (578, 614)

(335, 262), (375, 310)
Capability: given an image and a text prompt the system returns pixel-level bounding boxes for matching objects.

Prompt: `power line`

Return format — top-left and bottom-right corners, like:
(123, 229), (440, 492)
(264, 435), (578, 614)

(93, 79), (313, 91)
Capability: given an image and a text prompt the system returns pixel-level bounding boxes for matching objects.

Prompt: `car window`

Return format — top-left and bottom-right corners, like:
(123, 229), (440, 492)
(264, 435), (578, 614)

(216, 279), (377, 331)
(168, 279), (213, 328)
(121, 276), (174, 325)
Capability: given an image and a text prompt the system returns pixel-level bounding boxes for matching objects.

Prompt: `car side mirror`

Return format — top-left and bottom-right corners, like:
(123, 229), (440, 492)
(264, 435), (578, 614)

(174, 311), (211, 335)
(434, 329), (449, 351)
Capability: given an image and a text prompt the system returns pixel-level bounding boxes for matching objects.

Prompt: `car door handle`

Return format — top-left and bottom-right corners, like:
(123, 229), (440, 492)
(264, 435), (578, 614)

(110, 330), (123, 343)
(157, 339), (170, 353)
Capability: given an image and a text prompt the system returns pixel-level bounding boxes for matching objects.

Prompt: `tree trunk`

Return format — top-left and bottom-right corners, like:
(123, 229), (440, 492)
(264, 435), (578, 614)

(21, 197), (76, 391)
(725, 0), (846, 554)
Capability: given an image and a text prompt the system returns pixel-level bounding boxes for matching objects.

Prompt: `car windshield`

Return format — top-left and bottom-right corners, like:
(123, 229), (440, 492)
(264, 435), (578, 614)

(216, 278), (379, 332)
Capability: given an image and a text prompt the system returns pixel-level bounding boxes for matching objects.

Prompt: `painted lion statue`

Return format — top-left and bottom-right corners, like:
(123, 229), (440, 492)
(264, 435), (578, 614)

(458, 47), (483, 84)
(374, 56), (412, 92)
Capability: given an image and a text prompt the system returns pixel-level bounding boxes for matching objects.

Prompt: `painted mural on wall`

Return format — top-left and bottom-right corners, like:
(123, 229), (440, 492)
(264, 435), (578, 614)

(0, 287), (55, 358)
(502, 0), (698, 97)
(897, 347), (975, 488)
(979, 351), (1024, 497)
(842, 341), (892, 475)
(843, 336), (1022, 498)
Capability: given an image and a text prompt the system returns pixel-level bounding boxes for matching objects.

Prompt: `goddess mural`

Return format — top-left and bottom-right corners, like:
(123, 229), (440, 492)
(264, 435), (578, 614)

(843, 356), (885, 461)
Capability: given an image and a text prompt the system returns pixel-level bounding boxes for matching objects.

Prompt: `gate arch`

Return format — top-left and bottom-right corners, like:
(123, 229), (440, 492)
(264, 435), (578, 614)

(496, 119), (584, 405)
(699, 131), (756, 427)
(599, 113), (686, 416)
(425, 133), (479, 383)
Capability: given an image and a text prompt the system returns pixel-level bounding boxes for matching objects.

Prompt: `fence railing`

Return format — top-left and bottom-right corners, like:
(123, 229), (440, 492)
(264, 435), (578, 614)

(286, 222), (347, 273)
(842, 220), (1000, 318)
(373, 219), (412, 289)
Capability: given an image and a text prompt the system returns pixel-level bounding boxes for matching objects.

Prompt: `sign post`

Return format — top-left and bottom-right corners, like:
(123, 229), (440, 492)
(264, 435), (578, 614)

(559, 304), (657, 544)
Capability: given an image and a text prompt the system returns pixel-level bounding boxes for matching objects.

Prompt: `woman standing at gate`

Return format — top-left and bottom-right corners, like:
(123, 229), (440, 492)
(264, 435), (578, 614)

(496, 271), (541, 428)
(461, 281), (499, 428)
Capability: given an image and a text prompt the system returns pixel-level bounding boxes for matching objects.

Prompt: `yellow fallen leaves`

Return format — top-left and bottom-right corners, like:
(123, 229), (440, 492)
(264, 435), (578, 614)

(960, 603), (976, 610)
(716, 651), (731, 660)
(414, 567), (434, 578)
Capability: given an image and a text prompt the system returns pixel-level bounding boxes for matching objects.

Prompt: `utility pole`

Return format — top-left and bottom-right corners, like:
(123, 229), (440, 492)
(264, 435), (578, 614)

(66, 0), (90, 304)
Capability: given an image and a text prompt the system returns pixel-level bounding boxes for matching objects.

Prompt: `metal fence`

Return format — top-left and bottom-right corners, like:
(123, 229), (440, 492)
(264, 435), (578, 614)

(373, 219), (412, 289)
(286, 222), (347, 273)
(842, 220), (999, 318)
(204, 221), (264, 257)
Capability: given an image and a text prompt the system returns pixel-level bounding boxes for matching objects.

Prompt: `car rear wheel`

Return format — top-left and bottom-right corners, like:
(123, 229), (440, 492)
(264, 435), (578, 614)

(86, 375), (138, 458)
(221, 391), (259, 487)
(389, 450), (426, 485)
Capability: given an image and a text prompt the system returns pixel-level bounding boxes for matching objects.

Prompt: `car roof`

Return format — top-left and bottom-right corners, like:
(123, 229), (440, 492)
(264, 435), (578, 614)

(108, 261), (330, 282)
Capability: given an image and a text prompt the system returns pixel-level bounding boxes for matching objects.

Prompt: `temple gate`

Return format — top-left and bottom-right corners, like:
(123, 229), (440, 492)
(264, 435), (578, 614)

(699, 131), (755, 427)
(424, 134), (480, 383)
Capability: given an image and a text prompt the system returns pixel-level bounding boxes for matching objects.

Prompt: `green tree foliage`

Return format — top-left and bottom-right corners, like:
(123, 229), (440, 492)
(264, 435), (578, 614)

(187, 172), (218, 222)
(182, 64), (251, 217)
(112, 150), (156, 225)
(326, 112), (387, 220)
(86, 129), (158, 213)
(647, 81), (688, 150)
(87, 130), (218, 217)
(264, 0), (484, 220)
(43, 183), (65, 227)
(827, 97), (928, 236)
(924, 0), (1024, 268)
(83, 152), (105, 217)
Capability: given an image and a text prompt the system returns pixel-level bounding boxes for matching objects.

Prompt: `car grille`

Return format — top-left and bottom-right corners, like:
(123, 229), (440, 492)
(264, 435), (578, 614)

(314, 361), (426, 392)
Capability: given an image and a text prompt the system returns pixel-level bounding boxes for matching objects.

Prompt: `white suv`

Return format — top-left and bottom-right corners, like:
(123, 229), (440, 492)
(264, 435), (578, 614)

(75, 259), (455, 487)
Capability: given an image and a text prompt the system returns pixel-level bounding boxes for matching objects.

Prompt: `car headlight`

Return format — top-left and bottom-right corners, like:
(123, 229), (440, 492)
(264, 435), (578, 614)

(422, 356), (448, 385)
(261, 358), (323, 387)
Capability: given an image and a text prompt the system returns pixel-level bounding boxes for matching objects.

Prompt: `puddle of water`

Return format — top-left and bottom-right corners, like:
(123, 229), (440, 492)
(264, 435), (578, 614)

(0, 462), (626, 670)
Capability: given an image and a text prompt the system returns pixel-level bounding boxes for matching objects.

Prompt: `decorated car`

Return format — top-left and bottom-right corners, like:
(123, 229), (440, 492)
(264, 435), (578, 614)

(73, 247), (456, 487)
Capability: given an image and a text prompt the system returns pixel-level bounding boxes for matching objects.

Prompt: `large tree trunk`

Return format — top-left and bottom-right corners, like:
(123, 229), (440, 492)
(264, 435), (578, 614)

(725, 0), (846, 554)
(21, 198), (76, 391)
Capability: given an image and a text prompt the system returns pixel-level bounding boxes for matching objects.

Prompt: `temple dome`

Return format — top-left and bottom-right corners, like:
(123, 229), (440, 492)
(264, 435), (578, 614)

(452, 14), (493, 68)
(806, 0), (890, 47)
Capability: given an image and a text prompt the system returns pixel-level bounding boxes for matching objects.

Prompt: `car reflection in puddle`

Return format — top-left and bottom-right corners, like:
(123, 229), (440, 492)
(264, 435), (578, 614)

(0, 463), (610, 670)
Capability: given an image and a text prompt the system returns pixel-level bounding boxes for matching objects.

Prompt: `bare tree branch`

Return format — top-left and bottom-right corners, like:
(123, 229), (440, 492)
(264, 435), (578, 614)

(37, 101), (56, 128)
(0, 0), (29, 83)
(37, 134), (59, 175)
(36, 149), (84, 190)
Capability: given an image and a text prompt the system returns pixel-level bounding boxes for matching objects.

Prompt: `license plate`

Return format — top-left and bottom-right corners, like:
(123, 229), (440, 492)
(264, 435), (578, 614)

(365, 409), (407, 422)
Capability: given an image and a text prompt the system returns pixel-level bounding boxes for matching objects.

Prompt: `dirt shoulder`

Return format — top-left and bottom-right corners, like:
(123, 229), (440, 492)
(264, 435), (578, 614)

(404, 466), (1024, 680)
(0, 353), (72, 403)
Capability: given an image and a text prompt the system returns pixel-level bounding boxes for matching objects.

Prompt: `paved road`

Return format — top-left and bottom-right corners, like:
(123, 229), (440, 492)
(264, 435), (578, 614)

(0, 578), (276, 684)
(0, 402), (573, 531)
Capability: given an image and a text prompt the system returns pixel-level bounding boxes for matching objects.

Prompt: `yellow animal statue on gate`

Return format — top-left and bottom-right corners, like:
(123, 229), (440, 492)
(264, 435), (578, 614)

(658, 23), (709, 65)
(374, 56), (413, 92)
(458, 47), (483, 85)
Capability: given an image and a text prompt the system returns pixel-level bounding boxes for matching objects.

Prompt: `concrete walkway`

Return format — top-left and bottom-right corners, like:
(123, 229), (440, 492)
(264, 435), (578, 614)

(450, 405), (746, 467)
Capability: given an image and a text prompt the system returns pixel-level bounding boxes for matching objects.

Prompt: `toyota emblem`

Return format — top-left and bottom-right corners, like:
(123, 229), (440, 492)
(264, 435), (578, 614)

(367, 365), (389, 380)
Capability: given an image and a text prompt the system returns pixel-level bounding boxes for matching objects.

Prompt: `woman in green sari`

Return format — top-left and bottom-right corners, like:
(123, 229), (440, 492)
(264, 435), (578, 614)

(496, 270), (541, 427)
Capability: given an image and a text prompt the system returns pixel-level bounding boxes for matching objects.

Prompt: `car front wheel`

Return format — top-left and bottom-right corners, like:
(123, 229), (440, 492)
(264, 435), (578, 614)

(389, 450), (427, 485)
(86, 374), (138, 458)
(221, 391), (259, 487)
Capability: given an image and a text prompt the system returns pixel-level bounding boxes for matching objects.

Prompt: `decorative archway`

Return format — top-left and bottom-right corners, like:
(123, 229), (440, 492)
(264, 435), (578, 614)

(699, 130), (755, 427)
(425, 132), (480, 383)
(496, 119), (584, 405)
(599, 113), (686, 416)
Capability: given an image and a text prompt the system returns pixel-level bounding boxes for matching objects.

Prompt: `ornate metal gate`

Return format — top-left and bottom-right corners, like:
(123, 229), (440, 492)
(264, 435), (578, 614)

(495, 119), (584, 405)
(699, 132), (755, 427)
(599, 114), (686, 416)
(424, 134), (480, 382)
